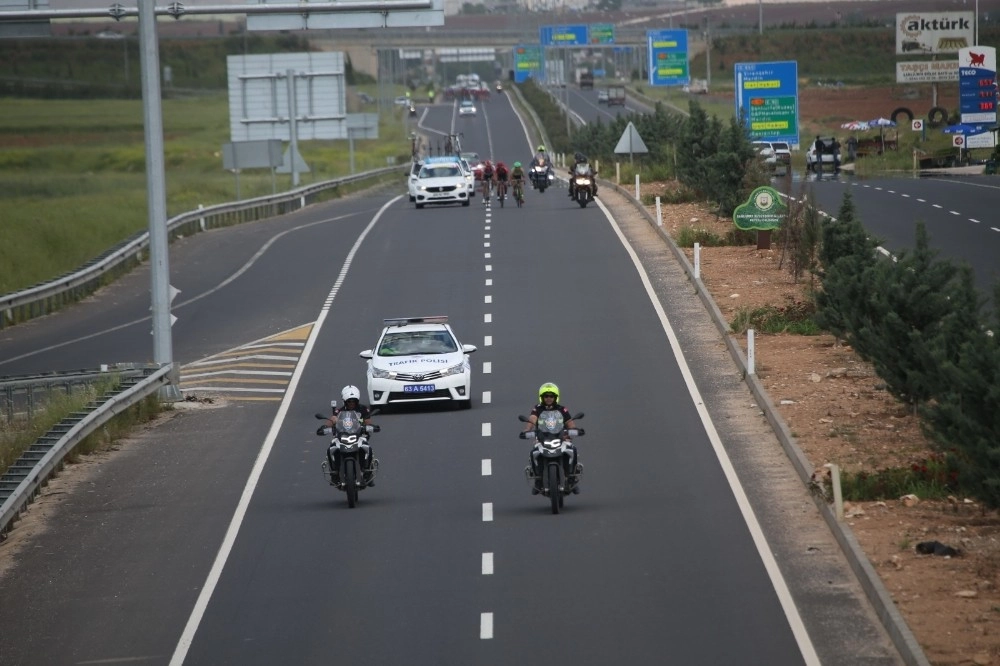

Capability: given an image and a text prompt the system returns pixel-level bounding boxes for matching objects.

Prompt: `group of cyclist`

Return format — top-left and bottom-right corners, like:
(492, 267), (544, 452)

(475, 145), (596, 206)
(478, 158), (526, 206)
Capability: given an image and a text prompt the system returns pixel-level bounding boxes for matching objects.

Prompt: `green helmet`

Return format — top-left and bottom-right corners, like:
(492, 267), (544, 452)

(513, 161), (521, 168)
(537, 145), (546, 152)
(538, 382), (559, 402)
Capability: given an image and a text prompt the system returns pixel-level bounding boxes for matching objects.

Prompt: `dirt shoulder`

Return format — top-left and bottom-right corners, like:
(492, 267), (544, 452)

(632, 186), (1000, 666)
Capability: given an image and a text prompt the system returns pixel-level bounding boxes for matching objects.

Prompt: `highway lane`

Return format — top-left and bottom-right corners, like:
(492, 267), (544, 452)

(0, 195), (394, 375)
(0, 92), (905, 665)
(807, 175), (1000, 297)
(176, 186), (812, 664)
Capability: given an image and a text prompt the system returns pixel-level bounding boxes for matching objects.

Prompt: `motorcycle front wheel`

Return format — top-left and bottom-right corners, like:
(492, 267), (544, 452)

(345, 459), (359, 508)
(547, 464), (561, 514)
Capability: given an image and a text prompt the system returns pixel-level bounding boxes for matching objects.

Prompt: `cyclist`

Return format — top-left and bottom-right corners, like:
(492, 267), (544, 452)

(481, 159), (496, 204)
(494, 161), (509, 201)
(510, 161), (526, 205)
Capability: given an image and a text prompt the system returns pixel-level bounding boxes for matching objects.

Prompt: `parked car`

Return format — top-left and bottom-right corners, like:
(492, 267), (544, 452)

(806, 136), (839, 172)
(753, 140), (792, 174)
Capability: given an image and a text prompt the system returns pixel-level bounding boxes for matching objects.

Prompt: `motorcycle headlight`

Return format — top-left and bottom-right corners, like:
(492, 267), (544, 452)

(576, 178), (591, 185)
(371, 367), (395, 379)
(439, 361), (467, 377)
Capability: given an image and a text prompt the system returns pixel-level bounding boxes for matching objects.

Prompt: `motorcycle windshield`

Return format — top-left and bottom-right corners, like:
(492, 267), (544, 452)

(535, 158), (546, 168)
(335, 410), (364, 436)
(536, 409), (564, 436)
(574, 163), (590, 176)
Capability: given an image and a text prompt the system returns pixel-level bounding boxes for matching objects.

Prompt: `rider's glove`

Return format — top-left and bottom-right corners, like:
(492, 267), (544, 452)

(316, 426), (328, 436)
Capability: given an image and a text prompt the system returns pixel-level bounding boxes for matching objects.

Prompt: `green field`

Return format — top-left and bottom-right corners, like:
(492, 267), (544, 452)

(0, 94), (412, 294)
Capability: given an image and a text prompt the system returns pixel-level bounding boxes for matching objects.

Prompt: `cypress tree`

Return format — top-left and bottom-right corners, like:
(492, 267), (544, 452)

(814, 192), (882, 341)
(851, 222), (968, 411)
(922, 283), (1000, 508)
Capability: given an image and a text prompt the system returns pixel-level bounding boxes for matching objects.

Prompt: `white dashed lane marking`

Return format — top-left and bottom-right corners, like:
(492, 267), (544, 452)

(482, 503), (493, 521)
(482, 459), (492, 476)
(482, 553), (494, 575)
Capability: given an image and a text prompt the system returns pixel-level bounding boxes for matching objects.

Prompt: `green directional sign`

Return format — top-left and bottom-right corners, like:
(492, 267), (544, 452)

(513, 44), (543, 83)
(733, 186), (787, 231)
(745, 95), (798, 139)
(590, 23), (615, 44)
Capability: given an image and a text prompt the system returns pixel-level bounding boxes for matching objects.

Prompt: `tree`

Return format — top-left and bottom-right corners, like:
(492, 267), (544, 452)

(814, 192), (882, 341)
(851, 222), (973, 411)
(922, 283), (1000, 508)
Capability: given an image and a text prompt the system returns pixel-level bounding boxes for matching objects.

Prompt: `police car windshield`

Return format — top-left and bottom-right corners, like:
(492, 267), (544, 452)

(378, 331), (458, 356)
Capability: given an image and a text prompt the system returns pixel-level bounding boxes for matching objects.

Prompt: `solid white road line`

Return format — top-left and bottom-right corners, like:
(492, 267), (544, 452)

(595, 196), (821, 666)
(168, 196), (401, 666)
(482, 553), (494, 575)
(482, 459), (492, 476)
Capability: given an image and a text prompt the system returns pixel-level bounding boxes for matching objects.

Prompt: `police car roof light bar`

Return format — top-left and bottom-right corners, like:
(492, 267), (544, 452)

(383, 316), (449, 327)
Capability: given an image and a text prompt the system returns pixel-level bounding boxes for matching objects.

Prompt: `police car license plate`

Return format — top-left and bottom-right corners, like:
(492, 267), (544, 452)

(403, 384), (435, 393)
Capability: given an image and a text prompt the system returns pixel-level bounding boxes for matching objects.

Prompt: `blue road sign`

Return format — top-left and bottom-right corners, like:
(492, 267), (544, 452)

(734, 61), (799, 146)
(647, 30), (689, 87)
(540, 24), (588, 47)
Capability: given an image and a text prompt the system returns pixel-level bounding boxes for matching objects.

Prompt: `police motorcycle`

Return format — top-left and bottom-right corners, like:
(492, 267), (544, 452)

(529, 158), (554, 193)
(408, 103), (417, 117)
(317, 407), (380, 508)
(518, 412), (585, 514)
(570, 161), (596, 208)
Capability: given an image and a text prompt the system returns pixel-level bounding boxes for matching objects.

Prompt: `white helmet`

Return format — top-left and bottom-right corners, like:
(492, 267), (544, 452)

(341, 385), (361, 403)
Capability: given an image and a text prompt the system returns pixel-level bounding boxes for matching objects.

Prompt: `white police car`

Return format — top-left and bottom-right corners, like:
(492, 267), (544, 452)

(410, 158), (470, 209)
(360, 317), (476, 408)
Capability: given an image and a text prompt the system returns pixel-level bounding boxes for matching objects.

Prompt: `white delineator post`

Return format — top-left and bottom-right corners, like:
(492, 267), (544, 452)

(634, 173), (640, 199)
(655, 196), (662, 226)
(693, 242), (701, 279)
(616, 162), (620, 184)
(747, 328), (755, 375)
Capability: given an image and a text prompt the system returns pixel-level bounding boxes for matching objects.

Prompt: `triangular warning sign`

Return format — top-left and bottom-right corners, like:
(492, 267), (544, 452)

(613, 122), (649, 155)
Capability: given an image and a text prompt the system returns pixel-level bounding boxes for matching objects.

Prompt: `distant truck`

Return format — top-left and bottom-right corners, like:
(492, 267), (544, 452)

(606, 85), (626, 106)
(578, 70), (594, 89)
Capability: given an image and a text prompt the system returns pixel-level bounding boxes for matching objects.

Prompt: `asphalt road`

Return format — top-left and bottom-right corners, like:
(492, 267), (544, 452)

(0, 94), (906, 666)
(807, 175), (1000, 299)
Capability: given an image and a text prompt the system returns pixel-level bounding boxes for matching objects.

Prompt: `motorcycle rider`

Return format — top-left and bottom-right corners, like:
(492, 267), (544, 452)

(530, 145), (553, 186)
(567, 152), (597, 199)
(523, 382), (580, 494)
(317, 385), (377, 486)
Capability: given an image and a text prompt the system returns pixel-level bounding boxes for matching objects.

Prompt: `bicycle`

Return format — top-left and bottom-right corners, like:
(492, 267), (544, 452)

(495, 179), (508, 208)
(511, 179), (524, 207)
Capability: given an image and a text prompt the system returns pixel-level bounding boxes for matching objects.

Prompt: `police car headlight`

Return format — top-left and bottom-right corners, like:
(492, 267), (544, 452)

(439, 362), (467, 377)
(371, 367), (395, 379)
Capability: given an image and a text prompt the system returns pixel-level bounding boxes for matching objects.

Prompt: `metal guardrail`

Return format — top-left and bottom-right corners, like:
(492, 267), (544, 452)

(0, 165), (403, 329)
(0, 364), (171, 538)
(1, 366), (130, 424)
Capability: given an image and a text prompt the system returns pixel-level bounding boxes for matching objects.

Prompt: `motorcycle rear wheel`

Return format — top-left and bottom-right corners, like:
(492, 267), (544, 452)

(547, 464), (561, 514)
(345, 460), (359, 508)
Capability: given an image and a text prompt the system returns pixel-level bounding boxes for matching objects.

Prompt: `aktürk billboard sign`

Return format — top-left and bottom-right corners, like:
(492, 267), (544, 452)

(896, 12), (973, 55)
